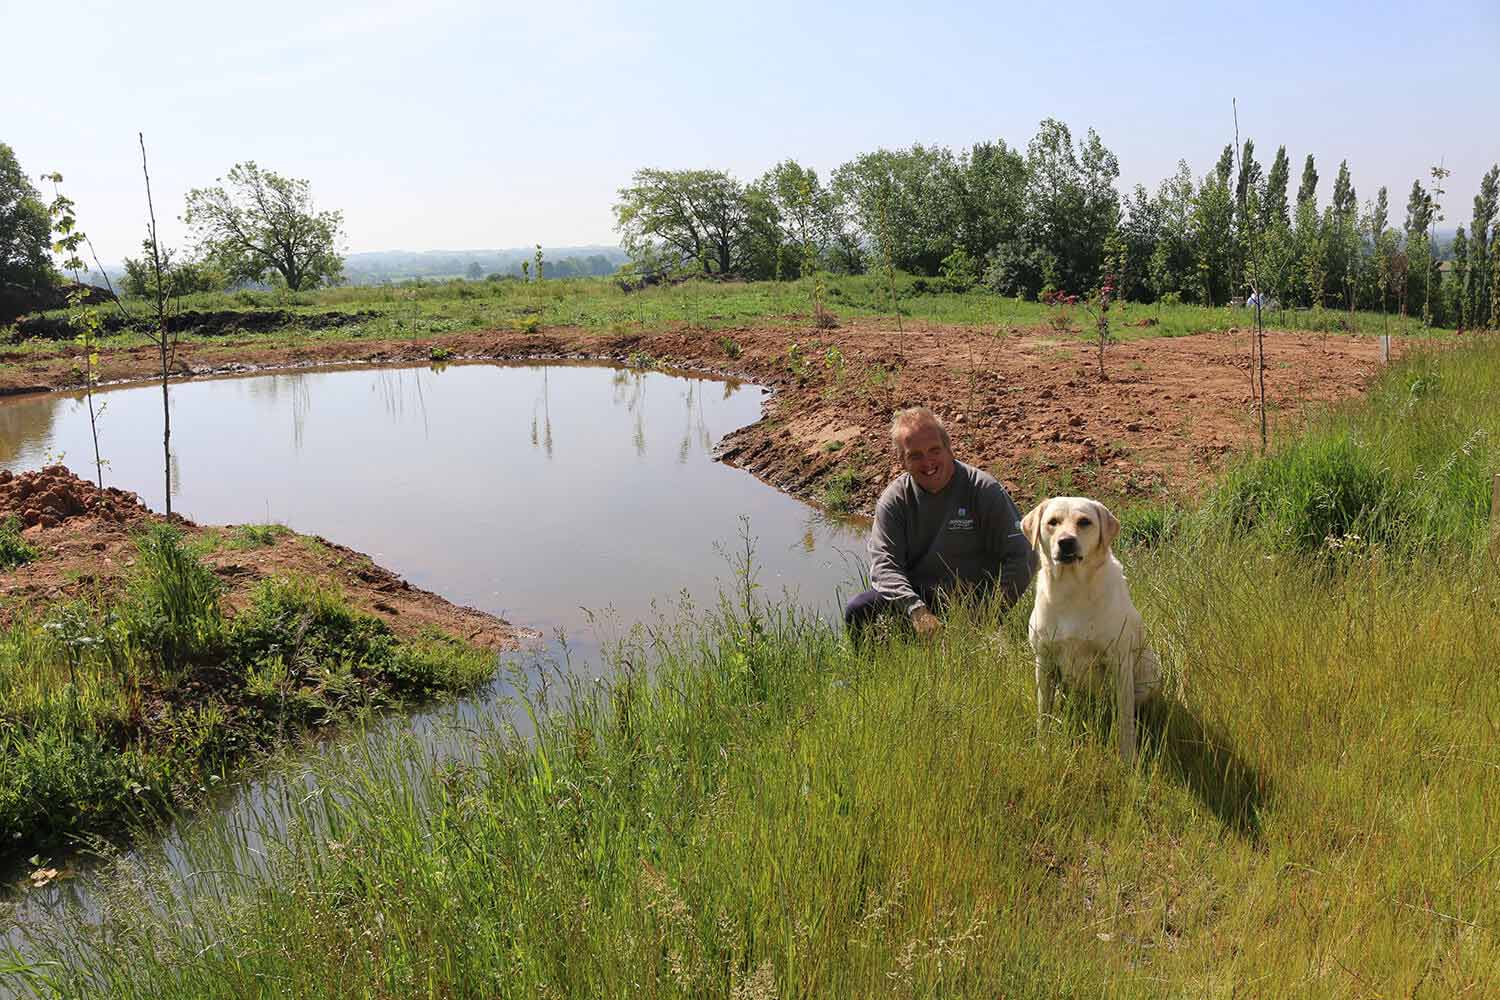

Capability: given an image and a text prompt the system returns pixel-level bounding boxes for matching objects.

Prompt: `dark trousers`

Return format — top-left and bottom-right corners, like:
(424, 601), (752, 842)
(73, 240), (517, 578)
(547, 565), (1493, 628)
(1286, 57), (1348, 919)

(843, 588), (902, 633)
(843, 580), (1011, 637)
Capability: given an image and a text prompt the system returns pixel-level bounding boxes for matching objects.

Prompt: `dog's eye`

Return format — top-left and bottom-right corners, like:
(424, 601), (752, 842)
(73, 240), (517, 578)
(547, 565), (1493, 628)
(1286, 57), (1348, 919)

(1046, 518), (1060, 527)
(1077, 518), (1092, 528)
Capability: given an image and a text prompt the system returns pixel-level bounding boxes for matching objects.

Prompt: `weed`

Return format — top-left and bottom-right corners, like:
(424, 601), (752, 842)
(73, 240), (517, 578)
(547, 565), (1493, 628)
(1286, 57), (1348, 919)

(717, 335), (742, 359)
(821, 466), (862, 513)
(229, 523), (290, 550)
(123, 524), (223, 672)
(428, 345), (455, 363)
(0, 516), (39, 570)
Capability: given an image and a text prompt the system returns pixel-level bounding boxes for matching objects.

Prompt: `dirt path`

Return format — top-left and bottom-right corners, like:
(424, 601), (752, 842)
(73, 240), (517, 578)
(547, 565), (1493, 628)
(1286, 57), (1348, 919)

(0, 320), (1401, 512)
(0, 466), (529, 648)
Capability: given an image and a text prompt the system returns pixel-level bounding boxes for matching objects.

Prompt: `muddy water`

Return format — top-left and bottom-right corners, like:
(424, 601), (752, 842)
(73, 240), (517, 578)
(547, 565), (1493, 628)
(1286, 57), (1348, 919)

(0, 362), (868, 954)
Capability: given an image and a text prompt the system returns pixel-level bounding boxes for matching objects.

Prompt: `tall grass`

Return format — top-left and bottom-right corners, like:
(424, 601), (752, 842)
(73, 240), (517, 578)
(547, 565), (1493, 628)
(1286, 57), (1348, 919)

(1211, 338), (1499, 553)
(8, 537), (1496, 997)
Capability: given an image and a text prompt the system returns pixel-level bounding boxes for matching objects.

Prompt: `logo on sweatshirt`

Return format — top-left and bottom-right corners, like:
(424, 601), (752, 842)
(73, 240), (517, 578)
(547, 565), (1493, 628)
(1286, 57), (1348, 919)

(947, 506), (975, 532)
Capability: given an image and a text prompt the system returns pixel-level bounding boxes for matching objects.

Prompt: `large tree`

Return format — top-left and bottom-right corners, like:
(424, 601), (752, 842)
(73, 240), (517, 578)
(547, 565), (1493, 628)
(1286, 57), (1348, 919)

(182, 162), (345, 290)
(614, 168), (772, 277)
(0, 142), (54, 292)
(830, 144), (966, 275)
(1020, 118), (1120, 294)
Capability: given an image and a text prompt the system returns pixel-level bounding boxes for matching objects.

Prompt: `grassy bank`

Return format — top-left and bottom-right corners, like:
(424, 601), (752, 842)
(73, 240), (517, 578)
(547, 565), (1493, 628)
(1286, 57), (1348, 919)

(0, 524), (494, 861)
(4, 273), (1452, 359)
(6, 341), (1497, 996)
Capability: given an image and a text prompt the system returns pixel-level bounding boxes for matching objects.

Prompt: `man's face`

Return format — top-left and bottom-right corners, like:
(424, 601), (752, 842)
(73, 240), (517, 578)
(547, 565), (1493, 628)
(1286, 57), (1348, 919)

(898, 422), (955, 493)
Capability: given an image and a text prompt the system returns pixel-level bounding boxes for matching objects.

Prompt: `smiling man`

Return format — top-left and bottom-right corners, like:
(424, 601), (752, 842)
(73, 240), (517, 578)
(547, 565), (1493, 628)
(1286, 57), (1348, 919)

(844, 407), (1035, 638)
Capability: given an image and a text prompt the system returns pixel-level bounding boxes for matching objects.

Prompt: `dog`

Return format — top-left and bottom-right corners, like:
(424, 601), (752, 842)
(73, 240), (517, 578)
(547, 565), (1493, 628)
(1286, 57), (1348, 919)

(1022, 496), (1161, 765)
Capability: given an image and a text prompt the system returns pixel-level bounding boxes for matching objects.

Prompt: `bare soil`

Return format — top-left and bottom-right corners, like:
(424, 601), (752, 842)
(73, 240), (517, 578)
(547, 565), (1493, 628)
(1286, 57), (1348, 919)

(0, 320), (1406, 512)
(0, 466), (529, 649)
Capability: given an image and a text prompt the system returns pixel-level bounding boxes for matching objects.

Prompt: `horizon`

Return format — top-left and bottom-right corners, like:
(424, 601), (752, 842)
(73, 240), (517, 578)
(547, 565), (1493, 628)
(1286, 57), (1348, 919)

(5, 0), (1497, 263)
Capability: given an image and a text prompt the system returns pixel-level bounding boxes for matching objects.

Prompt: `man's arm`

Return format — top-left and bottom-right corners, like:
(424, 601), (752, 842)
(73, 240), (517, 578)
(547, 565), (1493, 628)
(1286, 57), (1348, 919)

(868, 489), (923, 613)
(978, 479), (1035, 607)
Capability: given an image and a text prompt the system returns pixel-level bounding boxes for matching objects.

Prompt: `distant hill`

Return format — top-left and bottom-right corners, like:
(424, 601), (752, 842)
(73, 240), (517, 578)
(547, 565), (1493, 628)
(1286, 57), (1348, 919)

(341, 246), (627, 284)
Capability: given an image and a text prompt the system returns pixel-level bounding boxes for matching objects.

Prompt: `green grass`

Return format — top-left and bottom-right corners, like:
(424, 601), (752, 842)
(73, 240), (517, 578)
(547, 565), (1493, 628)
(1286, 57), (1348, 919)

(0, 274), (1457, 364)
(7, 341), (1498, 997)
(0, 525), (494, 860)
(1210, 337), (1500, 554)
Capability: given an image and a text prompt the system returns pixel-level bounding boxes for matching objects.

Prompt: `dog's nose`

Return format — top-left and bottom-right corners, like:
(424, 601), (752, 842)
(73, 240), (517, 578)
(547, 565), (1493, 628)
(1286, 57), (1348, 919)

(1057, 536), (1078, 555)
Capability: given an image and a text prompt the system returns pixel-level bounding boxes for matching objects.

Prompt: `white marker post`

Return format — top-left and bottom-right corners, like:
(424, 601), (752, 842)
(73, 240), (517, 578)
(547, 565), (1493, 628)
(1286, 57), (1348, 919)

(1380, 333), (1391, 365)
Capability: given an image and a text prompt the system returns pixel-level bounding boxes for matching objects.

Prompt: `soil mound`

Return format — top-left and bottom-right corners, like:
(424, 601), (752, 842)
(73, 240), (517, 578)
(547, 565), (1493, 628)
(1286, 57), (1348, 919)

(0, 466), (150, 528)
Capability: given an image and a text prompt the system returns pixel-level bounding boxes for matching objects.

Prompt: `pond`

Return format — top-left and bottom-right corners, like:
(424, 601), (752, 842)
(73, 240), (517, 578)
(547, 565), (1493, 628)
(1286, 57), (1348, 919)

(0, 362), (869, 955)
(0, 362), (868, 643)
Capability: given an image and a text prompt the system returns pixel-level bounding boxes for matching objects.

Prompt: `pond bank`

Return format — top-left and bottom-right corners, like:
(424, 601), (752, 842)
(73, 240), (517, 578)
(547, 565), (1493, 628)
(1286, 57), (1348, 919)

(0, 466), (528, 864)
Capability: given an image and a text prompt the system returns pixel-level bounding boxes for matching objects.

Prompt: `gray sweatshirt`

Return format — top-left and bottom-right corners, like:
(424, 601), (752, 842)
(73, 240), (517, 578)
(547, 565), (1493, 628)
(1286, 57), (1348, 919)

(868, 461), (1035, 612)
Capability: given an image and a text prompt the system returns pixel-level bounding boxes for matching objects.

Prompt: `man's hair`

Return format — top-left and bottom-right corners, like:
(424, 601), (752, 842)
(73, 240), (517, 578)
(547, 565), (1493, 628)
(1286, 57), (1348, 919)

(889, 406), (950, 454)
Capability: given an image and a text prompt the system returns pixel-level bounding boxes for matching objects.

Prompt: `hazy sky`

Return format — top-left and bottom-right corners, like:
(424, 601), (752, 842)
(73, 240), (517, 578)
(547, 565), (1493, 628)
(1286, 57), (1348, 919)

(5, 0), (1497, 263)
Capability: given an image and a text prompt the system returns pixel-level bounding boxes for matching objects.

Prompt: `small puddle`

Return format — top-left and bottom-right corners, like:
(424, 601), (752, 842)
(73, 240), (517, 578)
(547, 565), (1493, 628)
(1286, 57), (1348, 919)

(0, 361), (869, 951)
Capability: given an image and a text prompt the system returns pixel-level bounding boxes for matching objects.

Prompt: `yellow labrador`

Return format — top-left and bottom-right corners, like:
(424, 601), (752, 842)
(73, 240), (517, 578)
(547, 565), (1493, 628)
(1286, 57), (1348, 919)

(1023, 497), (1161, 765)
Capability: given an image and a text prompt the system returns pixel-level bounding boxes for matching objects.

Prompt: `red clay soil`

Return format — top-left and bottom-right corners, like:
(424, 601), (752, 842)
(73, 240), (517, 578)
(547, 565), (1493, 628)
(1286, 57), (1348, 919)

(0, 320), (1404, 512)
(0, 466), (528, 649)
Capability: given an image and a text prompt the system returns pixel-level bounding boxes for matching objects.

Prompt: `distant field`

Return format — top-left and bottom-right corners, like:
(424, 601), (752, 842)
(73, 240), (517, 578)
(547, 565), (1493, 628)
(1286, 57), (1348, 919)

(4, 274), (1450, 358)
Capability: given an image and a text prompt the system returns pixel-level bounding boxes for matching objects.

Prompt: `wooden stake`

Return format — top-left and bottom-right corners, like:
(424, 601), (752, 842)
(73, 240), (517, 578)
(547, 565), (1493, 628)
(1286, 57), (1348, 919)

(1491, 472), (1500, 554)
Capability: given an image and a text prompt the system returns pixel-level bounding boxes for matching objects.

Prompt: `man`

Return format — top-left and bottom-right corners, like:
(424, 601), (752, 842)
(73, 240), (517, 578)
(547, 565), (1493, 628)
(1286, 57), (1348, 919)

(844, 407), (1035, 638)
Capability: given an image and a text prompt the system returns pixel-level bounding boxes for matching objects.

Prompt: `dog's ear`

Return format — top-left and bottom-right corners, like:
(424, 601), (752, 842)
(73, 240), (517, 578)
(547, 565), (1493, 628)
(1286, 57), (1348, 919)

(1021, 500), (1048, 551)
(1094, 500), (1120, 550)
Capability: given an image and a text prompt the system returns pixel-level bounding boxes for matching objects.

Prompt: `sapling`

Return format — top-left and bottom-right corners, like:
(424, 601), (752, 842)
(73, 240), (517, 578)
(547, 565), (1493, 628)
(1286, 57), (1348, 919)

(42, 173), (107, 487)
(138, 132), (184, 518)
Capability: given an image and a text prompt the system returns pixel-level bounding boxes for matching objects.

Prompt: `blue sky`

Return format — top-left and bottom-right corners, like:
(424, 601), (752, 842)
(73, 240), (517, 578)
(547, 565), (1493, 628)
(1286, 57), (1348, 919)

(4, 0), (1496, 262)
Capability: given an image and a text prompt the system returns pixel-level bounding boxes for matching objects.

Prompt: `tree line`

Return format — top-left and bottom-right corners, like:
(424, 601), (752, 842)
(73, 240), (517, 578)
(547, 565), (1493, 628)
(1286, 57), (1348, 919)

(614, 120), (1500, 328)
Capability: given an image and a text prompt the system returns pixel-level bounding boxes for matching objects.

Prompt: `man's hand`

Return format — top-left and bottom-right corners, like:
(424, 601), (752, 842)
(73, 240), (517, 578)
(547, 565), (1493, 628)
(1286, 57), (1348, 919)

(911, 606), (943, 639)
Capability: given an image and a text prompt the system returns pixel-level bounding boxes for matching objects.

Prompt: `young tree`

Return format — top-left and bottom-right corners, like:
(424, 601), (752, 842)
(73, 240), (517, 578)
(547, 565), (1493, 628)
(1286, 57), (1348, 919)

(1425, 161), (1451, 326)
(182, 161), (346, 291)
(41, 174), (106, 487)
(0, 142), (55, 298)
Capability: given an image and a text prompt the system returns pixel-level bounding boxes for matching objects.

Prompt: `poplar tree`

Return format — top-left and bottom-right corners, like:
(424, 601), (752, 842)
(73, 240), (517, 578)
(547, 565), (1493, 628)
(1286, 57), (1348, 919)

(1263, 145), (1290, 227)
(1296, 154), (1319, 209)
(1468, 164), (1498, 328)
(1404, 180), (1432, 319)
(1452, 226), (1469, 328)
